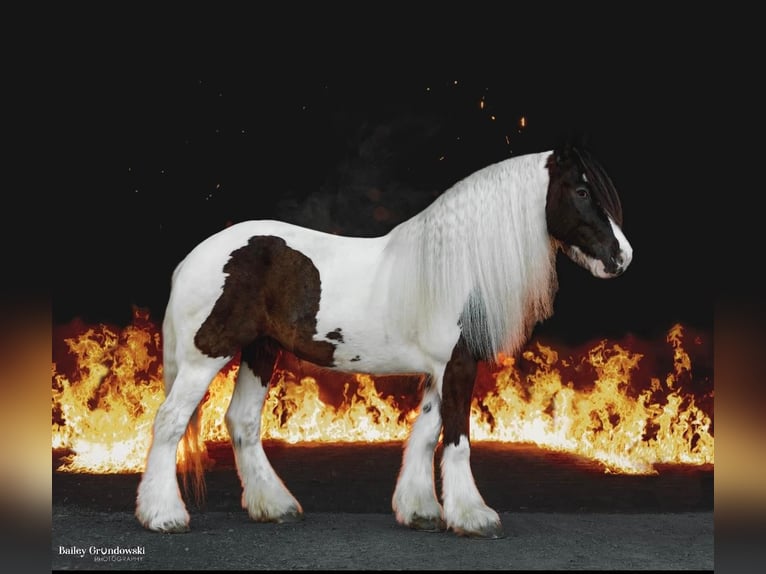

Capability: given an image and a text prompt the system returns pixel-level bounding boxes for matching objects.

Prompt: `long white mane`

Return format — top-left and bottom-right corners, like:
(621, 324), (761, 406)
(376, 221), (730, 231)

(384, 151), (559, 361)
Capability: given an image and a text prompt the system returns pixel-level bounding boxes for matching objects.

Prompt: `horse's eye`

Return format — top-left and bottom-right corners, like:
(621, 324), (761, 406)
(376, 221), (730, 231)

(575, 186), (589, 199)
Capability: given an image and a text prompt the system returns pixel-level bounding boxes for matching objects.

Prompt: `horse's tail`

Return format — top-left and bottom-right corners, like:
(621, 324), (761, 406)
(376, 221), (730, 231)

(162, 267), (210, 508)
(178, 406), (208, 508)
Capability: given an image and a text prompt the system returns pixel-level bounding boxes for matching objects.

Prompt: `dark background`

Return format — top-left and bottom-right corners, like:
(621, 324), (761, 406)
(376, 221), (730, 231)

(47, 15), (730, 347)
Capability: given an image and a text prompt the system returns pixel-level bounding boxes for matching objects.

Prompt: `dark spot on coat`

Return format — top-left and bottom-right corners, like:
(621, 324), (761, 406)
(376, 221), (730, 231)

(194, 235), (337, 366)
(326, 328), (344, 343)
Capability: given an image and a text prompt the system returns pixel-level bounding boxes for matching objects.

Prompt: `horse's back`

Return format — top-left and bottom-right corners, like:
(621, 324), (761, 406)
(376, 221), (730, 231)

(173, 221), (336, 286)
(164, 220), (406, 367)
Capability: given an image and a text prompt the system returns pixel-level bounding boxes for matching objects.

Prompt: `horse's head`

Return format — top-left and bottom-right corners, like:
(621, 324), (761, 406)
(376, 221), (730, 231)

(545, 144), (632, 278)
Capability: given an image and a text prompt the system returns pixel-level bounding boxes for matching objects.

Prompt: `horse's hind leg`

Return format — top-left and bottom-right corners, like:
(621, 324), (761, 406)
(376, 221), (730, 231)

(136, 354), (230, 532)
(392, 373), (446, 532)
(225, 339), (303, 523)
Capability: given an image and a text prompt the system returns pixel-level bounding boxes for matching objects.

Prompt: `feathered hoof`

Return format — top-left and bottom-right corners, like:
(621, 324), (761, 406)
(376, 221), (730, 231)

(452, 520), (505, 539)
(408, 514), (447, 533)
(138, 516), (191, 534)
(135, 504), (191, 533)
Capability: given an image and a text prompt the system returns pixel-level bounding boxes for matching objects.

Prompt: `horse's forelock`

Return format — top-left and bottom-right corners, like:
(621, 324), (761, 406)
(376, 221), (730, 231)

(574, 147), (624, 227)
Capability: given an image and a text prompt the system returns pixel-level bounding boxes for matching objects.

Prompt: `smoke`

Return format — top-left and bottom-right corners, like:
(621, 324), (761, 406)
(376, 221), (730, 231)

(273, 112), (482, 236)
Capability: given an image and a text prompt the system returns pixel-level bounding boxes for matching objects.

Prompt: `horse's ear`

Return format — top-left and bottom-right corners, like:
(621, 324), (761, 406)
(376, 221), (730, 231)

(553, 139), (576, 164)
(554, 130), (590, 164)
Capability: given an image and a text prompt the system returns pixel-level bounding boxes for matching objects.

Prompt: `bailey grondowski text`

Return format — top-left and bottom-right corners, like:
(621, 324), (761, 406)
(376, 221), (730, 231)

(58, 545), (145, 562)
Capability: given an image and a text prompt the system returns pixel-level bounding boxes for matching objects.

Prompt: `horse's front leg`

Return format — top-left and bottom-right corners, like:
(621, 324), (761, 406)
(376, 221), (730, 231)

(392, 373), (446, 532)
(440, 336), (504, 539)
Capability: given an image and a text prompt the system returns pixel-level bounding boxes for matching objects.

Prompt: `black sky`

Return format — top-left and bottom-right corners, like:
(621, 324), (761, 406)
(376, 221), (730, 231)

(48, 12), (742, 347)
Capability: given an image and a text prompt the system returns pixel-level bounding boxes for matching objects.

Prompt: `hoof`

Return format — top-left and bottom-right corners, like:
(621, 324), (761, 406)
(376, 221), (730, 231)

(276, 508), (304, 523)
(250, 507), (304, 524)
(138, 517), (191, 533)
(409, 515), (447, 533)
(136, 507), (191, 533)
(156, 522), (191, 534)
(453, 522), (505, 539)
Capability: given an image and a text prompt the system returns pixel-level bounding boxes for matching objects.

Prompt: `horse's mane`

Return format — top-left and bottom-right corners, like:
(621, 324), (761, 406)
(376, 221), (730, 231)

(384, 151), (559, 362)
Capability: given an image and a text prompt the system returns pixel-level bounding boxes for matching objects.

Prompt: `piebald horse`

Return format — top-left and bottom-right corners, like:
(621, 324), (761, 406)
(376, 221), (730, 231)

(136, 143), (632, 538)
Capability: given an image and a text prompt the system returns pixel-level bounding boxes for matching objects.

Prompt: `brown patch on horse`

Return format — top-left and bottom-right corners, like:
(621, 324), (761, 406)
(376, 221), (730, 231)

(194, 235), (337, 366)
(240, 337), (280, 389)
(440, 335), (478, 447)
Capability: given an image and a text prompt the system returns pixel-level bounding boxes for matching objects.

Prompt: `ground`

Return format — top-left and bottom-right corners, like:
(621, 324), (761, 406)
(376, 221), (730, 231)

(52, 442), (713, 571)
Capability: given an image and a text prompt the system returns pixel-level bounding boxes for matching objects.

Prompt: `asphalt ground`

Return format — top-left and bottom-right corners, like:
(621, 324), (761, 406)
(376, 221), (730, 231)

(51, 442), (713, 571)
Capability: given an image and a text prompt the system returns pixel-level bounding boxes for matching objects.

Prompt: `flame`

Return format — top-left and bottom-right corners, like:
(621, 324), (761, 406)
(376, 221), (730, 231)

(471, 332), (714, 473)
(52, 309), (713, 475)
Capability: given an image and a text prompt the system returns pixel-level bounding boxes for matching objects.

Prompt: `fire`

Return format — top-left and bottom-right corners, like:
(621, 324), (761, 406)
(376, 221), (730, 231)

(470, 327), (714, 473)
(52, 309), (713, 475)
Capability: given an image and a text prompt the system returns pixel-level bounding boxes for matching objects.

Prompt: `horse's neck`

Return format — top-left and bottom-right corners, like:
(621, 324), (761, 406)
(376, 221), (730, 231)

(383, 152), (558, 359)
(390, 151), (547, 229)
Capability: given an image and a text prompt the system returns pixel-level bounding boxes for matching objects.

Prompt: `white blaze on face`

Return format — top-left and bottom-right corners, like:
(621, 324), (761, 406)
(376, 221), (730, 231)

(566, 217), (633, 279)
(611, 218), (633, 271)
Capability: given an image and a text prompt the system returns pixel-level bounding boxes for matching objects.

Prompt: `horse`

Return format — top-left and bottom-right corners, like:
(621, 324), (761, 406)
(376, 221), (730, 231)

(135, 143), (632, 538)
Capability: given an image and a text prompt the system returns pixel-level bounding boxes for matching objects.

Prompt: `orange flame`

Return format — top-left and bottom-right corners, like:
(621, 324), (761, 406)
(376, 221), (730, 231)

(471, 329), (714, 473)
(52, 309), (713, 475)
